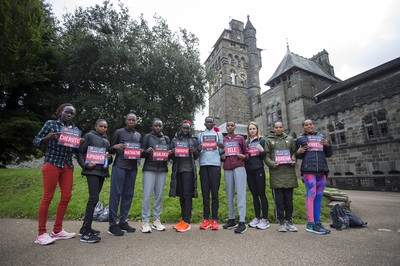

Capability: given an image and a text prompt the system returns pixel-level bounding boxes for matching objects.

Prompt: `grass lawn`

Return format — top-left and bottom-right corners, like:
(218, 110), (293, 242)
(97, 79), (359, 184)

(0, 167), (331, 224)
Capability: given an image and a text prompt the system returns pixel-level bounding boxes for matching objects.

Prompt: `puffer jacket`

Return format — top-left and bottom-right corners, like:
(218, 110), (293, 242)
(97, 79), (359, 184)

(169, 132), (199, 198)
(264, 132), (298, 189)
(77, 130), (112, 177)
(295, 131), (333, 174)
(245, 137), (266, 171)
(141, 131), (170, 172)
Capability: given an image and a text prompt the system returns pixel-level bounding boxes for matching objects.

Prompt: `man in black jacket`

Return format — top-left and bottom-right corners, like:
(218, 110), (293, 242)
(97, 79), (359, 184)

(107, 113), (142, 236)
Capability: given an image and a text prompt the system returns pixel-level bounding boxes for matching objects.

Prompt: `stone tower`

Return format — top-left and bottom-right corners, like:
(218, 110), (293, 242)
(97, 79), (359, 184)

(204, 17), (261, 125)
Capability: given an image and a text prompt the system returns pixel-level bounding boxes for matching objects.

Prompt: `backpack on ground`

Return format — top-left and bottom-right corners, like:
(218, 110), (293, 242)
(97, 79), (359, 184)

(344, 209), (368, 227)
(98, 204), (109, 222)
(330, 203), (350, 230)
(93, 201), (104, 220)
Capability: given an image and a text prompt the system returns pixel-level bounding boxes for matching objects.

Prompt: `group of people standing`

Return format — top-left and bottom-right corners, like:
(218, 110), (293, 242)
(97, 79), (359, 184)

(33, 103), (333, 246)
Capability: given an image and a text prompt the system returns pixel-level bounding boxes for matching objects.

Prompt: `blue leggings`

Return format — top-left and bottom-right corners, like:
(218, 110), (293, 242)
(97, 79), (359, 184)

(304, 173), (326, 222)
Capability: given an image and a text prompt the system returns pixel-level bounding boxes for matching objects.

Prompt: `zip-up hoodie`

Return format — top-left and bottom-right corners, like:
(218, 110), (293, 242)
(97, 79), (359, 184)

(245, 137), (266, 171)
(141, 131), (170, 172)
(222, 134), (248, 170)
(198, 129), (223, 167)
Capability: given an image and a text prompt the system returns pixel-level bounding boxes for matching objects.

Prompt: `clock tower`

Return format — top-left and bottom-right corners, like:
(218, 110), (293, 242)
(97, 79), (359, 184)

(204, 17), (261, 125)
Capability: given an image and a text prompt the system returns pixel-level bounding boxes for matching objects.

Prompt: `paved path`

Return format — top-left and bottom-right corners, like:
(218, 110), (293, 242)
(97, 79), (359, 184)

(0, 190), (399, 265)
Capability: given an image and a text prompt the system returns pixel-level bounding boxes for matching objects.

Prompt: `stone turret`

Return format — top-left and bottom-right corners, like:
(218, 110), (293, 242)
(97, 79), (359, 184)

(243, 16), (261, 105)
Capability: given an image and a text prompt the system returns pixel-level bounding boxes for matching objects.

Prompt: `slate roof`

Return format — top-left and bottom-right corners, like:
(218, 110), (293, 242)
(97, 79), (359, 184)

(265, 49), (341, 86)
(245, 16), (256, 32)
(307, 57), (400, 119)
(315, 56), (400, 100)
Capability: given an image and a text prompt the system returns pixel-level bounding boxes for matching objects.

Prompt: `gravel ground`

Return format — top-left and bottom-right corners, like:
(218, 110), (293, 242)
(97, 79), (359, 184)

(5, 157), (79, 169)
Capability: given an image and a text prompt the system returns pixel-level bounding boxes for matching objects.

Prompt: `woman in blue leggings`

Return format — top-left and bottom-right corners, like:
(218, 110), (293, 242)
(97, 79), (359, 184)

(296, 119), (333, 235)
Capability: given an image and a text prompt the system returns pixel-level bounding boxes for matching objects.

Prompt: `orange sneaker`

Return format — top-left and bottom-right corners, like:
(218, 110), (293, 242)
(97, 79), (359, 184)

(199, 219), (211, 230)
(173, 220), (185, 230)
(211, 219), (219, 230)
(176, 221), (191, 232)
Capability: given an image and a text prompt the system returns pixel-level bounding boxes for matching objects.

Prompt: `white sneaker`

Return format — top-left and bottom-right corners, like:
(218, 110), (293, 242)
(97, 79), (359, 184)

(34, 233), (55, 245)
(248, 218), (259, 228)
(141, 222), (152, 233)
(278, 223), (287, 232)
(50, 230), (76, 240)
(256, 218), (271, 230)
(151, 220), (166, 231)
(285, 221), (298, 232)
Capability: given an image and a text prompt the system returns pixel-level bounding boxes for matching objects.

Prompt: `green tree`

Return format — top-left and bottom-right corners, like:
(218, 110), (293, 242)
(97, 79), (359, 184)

(61, 1), (206, 137)
(0, 0), (64, 165)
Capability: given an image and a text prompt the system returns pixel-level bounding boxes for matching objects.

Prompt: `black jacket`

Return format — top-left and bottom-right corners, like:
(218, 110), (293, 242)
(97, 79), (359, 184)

(245, 137), (266, 171)
(295, 132), (333, 174)
(141, 131), (170, 172)
(77, 130), (112, 177)
(109, 127), (141, 170)
(169, 132), (199, 198)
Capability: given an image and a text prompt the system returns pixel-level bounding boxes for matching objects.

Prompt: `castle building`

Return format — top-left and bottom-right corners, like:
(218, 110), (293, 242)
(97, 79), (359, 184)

(204, 17), (400, 191)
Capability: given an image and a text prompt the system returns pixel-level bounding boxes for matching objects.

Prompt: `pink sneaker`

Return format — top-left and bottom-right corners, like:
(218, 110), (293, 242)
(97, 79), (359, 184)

(34, 233), (55, 245)
(50, 230), (76, 240)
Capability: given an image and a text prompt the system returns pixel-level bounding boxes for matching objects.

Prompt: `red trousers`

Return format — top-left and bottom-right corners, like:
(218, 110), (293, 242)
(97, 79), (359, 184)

(38, 162), (73, 235)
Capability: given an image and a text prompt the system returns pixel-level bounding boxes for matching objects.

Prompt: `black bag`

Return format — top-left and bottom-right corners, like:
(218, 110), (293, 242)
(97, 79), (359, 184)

(98, 204), (109, 222)
(344, 209), (368, 227)
(330, 204), (350, 230)
(93, 201), (104, 220)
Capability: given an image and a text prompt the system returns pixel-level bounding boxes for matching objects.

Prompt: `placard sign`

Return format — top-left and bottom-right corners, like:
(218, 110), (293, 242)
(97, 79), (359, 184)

(58, 127), (81, 148)
(85, 146), (106, 164)
(124, 142), (141, 159)
(202, 135), (217, 150)
(307, 135), (324, 151)
(224, 141), (240, 156)
(248, 142), (260, 157)
(275, 149), (292, 164)
(175, 141), (189, 157)
(153, 144), (169, 161)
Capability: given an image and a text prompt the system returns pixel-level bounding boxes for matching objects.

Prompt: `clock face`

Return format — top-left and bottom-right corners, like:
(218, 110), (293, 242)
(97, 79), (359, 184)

(238, 72), (247, 81)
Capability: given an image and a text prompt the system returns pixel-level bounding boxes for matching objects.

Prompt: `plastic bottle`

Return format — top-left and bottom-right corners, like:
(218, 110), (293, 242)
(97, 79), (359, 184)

(103, 155), (109, 169)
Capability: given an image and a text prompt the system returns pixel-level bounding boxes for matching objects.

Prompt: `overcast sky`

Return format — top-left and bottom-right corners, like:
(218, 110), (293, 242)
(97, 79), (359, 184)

(50, 0), (400, 129)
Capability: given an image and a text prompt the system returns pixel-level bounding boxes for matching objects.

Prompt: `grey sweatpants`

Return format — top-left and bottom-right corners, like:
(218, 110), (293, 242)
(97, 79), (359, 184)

(141, 171), (167, 222)
(224, 166), (247, 222)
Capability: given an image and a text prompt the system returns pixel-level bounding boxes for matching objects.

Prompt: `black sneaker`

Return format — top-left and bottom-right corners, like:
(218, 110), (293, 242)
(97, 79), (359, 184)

(234, 222), (247, 234)
(80, 231), (101, 243)
(119, 222), (136, 233)
(315, 222), (331, 234)
(79, 227), (100, 236)
(222, 219), (237, 229)
(108, 224), (124, 236)
(306, 222), (327, 235)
